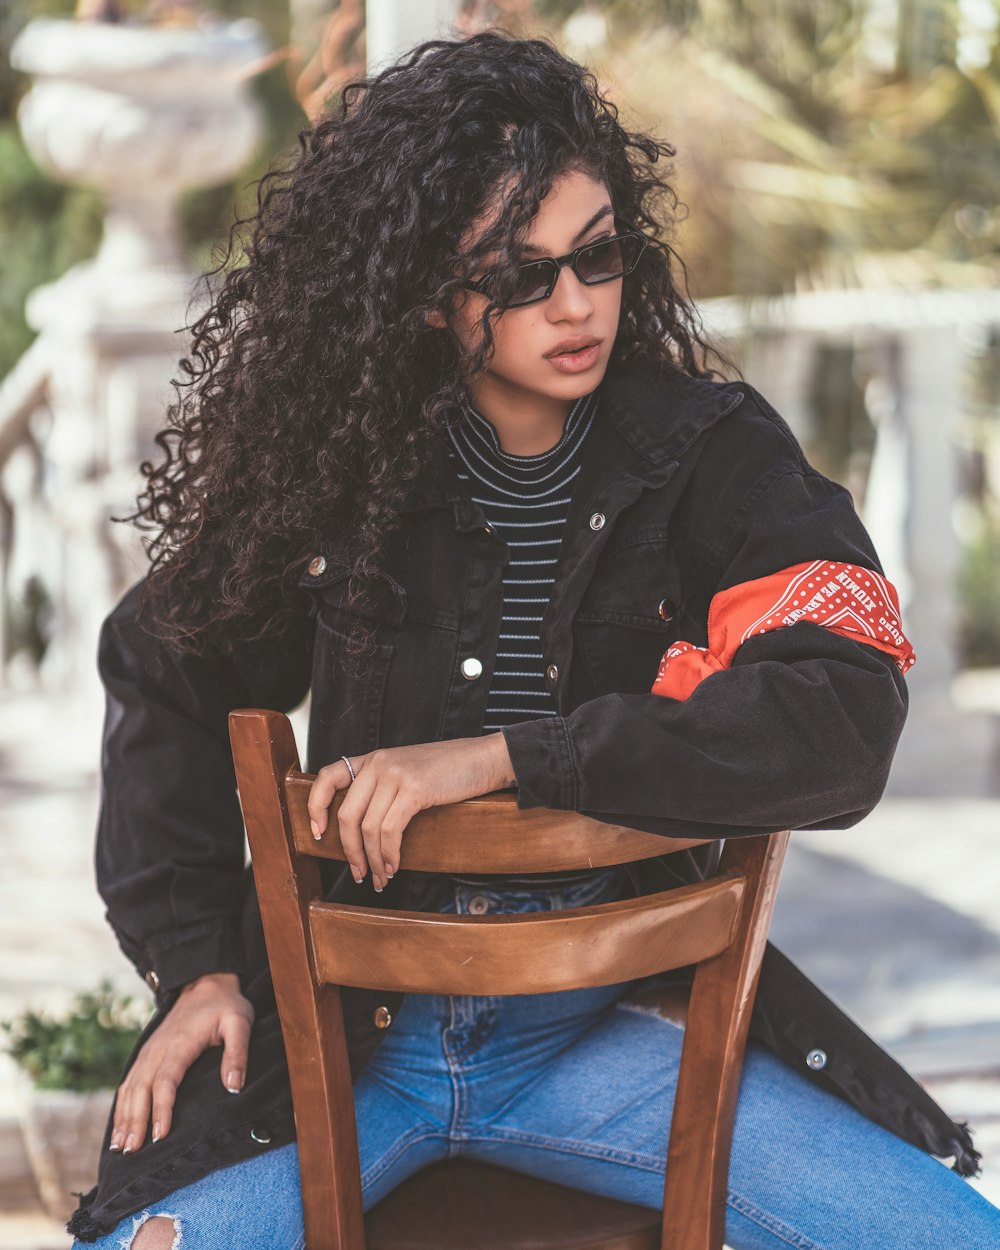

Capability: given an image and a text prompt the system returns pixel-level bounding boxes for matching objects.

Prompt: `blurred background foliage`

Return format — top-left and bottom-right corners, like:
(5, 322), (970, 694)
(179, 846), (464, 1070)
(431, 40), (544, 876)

(575, 0), (1000, 297)
(2, 0), (999, 661)
(5, 0), (997, 350)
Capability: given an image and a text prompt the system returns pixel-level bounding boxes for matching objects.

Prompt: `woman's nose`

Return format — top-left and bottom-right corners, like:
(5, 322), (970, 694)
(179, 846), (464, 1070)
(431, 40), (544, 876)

(545, 264), (594, 322)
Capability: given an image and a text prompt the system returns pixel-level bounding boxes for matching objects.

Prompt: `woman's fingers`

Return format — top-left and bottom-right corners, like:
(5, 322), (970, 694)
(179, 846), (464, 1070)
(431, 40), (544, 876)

(149, 1059), (186, 1143)
(111, 1054), (152, 1150)
(149, 1072), (177, 1143)
(357, 780), (402, 890)
(120, 1076), (151, 1154)
(336, 764), (381, 884)
(109, 1078), (134, 1152)
(219, 1003), (254, 1094)
(311, 739), (511, 886)
(108, 976), (254, 1154)
(307, 758), (354, 838)
(114, 1034), (198, 1153)
(111, 1054), (155, 1153)
(379, 791), (421, 878)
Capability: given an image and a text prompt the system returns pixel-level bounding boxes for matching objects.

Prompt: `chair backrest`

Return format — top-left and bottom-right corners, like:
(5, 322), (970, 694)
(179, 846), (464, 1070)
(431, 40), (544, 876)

(230, 708), (789, 1250)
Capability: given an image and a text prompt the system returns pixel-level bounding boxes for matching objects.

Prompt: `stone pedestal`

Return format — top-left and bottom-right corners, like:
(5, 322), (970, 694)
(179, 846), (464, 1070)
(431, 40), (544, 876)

(885, 323), (998, 795)
(6, 16), (267, 695)
(365, 0), (458, 72)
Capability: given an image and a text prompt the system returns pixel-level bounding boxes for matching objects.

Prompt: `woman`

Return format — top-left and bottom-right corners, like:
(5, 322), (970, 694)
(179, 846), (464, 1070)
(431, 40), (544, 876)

(70, 31), (1000, 1250)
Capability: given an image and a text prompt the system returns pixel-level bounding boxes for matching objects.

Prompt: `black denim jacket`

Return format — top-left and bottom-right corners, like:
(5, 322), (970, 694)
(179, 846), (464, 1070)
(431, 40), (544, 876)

(69, 362), (979, 1241)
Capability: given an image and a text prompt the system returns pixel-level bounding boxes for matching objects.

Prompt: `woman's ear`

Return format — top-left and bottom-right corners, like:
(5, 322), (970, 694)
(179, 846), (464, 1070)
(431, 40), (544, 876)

(425, 308), (447, 329)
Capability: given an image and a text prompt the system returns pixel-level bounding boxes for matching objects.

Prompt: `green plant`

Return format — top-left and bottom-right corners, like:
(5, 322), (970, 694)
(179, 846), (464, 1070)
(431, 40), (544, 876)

(2, 982), (147, 1092)
(959, 515), (1000, 668)
(2, 574), (53, 665)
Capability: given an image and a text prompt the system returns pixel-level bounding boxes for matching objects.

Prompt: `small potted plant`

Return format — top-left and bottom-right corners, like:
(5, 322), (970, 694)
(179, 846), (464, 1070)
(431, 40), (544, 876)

(2, 981), (147, 1222)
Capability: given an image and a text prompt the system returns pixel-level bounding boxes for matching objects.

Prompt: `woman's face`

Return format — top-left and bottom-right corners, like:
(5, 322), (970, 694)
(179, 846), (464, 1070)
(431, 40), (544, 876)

(447, 169), (625, 410)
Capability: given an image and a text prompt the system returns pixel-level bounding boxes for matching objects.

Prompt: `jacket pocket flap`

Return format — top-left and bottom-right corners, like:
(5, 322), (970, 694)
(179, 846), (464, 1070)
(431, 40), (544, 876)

(298, 558), (406, 626)
(577, 537), (684, 632)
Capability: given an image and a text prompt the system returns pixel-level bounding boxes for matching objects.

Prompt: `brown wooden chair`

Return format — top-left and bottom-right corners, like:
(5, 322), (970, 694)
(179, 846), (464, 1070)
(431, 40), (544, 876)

(230, 708), (790, 1250)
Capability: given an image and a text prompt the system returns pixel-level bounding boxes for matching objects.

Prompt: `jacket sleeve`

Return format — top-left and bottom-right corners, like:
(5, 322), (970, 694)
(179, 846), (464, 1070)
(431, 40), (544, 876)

(501, 411), (910, 840)
(96, 579), (314, 1004)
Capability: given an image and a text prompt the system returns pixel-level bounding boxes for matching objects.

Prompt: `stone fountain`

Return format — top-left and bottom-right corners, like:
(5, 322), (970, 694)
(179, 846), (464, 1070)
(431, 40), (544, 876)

(4, 12), (267, 696)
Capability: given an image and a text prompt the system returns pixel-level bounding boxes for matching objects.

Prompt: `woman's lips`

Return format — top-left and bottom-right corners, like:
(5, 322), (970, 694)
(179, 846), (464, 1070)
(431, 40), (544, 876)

(545, 342), (601, 373)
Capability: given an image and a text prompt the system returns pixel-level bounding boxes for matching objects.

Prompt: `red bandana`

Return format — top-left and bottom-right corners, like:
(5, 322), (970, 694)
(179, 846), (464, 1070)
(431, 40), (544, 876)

(651, 560), (916, 702)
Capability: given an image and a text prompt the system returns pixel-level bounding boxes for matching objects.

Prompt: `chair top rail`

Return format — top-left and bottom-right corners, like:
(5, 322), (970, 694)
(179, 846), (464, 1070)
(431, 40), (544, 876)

(286, 774), (711, 873)
(308, 875), (745, 996)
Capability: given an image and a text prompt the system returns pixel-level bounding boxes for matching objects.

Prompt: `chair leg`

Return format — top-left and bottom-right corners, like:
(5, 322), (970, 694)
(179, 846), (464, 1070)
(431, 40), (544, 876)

(231, 709), (367, 1250)
(657, 831), (790, 1250)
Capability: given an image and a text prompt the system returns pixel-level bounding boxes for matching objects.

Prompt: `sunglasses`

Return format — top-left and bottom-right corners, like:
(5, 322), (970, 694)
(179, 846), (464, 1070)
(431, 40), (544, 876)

(463, 223), (648, 310)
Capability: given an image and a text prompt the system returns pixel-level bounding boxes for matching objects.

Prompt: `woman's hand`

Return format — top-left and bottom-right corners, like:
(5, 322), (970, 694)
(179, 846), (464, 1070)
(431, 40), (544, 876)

(109, 972), (254, 1155)
(308, 733), (516, 891)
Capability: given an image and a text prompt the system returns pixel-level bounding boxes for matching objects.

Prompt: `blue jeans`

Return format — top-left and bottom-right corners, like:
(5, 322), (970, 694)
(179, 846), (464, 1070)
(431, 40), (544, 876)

(78, 869), (1000, 1250)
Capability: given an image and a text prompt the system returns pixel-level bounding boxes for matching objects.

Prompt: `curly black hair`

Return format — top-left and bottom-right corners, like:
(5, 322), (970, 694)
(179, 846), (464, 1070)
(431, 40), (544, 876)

(129, 30), (724, 668)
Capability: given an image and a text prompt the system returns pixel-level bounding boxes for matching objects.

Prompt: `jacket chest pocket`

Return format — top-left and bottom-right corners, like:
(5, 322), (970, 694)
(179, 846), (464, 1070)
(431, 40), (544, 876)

(299, 562), (402, 759)
(300, 558), (460, 758)
(573, 533), (686, 696)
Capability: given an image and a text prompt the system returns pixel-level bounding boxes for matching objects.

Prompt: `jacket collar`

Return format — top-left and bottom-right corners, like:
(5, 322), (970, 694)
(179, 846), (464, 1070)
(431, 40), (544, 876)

(399, 361), (745, 524)
(598, 360), (745, 466)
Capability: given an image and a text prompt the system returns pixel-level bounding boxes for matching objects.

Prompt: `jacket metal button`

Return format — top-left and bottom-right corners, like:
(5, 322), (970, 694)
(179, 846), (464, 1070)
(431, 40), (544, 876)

(307, 555), (327, 577)
(467, 894), (489, 914)
(250, 1126), (272, 1144)
(589, 512), (606, 531)
(546, 663), (559, 683)
(373, 1005), (393, 1029)
(460, 657), (483, 680)
(657, 598), (674, 622)
(806, 1048), (828, 1071)
(144, 969), (160, 992)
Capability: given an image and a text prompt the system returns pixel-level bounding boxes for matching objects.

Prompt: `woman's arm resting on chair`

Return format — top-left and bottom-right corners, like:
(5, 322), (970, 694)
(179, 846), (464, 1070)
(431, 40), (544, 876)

(307, 732), (516, 890)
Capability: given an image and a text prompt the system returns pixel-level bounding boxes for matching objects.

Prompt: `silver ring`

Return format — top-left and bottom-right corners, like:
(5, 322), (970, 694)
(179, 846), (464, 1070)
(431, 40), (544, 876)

(340, 754), (356, 782)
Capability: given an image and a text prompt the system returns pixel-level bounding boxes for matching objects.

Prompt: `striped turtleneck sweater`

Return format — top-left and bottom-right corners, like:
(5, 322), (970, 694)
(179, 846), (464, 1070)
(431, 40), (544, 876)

(443, 390), (609, 888)
(445, 388), (598, 733)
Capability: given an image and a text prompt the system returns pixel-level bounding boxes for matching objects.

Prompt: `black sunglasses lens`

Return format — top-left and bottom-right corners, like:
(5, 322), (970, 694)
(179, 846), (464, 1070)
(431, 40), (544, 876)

(478, 233), (644, 307)
(507, 260), (555, 307)
(577, 235), (640, 285)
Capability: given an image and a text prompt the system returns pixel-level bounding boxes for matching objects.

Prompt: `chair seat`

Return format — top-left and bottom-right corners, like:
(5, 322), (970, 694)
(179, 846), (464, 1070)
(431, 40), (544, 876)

(364, 1158), (661, 1250)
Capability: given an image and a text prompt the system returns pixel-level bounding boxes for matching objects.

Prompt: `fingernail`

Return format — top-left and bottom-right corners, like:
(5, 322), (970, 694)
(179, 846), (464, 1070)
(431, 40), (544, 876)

(352, 869), (364, 884)
(123, 1134), (135, 1154)
(226, 1071), (243, 1093)
(310, 819), (321, 840)
(108, 1137), (122, 1153)
(374, 882), (383, 893)
(152, 1122), (161, 1143)
(385, 869), (394, 879)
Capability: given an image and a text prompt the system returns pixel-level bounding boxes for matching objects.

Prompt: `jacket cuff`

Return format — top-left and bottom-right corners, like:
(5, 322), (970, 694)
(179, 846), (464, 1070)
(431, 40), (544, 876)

(142, 919), (246, 1005)
(501, 716), (578, 811)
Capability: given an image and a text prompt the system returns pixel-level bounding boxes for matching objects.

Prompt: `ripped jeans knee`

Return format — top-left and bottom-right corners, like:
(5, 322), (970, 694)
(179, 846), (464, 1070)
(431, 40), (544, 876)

(70, 1143), (305, 1250)
(122, 1211), (181, 1250)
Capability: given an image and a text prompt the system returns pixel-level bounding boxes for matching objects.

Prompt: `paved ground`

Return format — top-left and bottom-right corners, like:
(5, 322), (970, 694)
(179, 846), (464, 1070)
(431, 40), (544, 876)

(1, 690), (998, 1247)
(767, 805), (1000, 1211)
